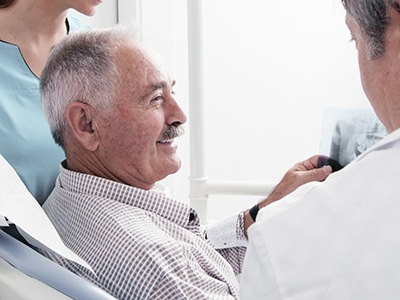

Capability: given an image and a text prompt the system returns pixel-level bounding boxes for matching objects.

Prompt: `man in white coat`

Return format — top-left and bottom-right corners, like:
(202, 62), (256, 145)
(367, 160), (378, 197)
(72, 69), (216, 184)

(240, 0), (400, 299)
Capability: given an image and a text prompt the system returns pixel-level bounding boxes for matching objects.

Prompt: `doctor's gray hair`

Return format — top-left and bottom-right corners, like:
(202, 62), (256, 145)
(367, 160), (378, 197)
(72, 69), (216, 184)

(342, 0), (400, 59)
(41, 26), (136, 149)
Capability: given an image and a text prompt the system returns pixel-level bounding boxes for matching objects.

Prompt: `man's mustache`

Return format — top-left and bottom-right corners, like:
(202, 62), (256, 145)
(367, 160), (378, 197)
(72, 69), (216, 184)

(162, 124), (185, 140)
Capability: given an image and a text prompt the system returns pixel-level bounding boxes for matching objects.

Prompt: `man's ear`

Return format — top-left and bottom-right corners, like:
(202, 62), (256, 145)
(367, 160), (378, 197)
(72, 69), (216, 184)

(65, 102), (99, 152)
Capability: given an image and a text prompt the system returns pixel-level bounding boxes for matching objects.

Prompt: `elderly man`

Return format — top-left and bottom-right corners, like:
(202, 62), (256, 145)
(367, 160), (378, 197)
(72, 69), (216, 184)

(240, 1), (400, 299)
(39, 27), (331, 299)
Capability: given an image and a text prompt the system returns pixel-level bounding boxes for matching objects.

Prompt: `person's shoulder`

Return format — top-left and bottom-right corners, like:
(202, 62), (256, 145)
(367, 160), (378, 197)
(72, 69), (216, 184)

(67, 15), (92, 32)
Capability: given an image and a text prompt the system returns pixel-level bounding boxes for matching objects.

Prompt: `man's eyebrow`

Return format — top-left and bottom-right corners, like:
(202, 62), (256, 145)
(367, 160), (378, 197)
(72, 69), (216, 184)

(151, 79), (176, 90)
(139, 82), (166, 103)
(151, 81), (167, 90)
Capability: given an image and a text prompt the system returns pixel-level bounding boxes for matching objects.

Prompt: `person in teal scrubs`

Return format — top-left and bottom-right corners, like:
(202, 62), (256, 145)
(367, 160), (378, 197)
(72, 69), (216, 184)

(0, 0), (102, 204)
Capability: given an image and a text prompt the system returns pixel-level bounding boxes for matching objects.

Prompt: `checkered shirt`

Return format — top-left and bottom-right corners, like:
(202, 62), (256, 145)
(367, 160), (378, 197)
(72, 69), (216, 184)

(41, 162), (247, 299)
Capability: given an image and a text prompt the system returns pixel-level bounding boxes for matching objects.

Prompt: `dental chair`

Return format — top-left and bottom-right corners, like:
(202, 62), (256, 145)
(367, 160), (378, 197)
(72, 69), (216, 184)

(0, 154), (116, 299)
(0, 229), (115, 299)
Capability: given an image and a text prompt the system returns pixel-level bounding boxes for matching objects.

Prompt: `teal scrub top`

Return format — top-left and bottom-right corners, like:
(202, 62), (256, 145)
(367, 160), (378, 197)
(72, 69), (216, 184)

(0, 16), (90, 205)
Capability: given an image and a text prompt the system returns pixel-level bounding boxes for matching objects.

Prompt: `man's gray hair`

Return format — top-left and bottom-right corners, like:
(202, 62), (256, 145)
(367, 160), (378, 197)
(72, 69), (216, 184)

(342, 0), (400, 59)
(41, 26), (136, 149)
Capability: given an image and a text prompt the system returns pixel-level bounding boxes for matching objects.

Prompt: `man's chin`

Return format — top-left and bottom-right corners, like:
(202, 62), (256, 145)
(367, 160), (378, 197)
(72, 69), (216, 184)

(170, 159), (182, 175)
(157, 159), (182, 179)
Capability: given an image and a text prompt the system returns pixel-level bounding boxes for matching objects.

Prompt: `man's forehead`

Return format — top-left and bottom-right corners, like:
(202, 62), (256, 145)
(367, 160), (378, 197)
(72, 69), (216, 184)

(116, 42), (147, 66)
(117, 42), (169, 77)
(116, 46), (175, 98)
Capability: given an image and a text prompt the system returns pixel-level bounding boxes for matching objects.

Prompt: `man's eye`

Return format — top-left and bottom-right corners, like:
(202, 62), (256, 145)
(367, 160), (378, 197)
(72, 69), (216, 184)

(148, 95), (164, 109)
(151, 95), (163, 102)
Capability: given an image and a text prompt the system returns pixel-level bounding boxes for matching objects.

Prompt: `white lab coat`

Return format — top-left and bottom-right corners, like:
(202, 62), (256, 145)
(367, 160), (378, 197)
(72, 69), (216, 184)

(240, 128), (400, 300)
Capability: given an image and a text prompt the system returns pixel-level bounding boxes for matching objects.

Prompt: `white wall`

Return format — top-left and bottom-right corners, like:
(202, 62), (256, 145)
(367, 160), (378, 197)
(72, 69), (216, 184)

(201, 0), (370, 220)
(73, 1), (372, 221)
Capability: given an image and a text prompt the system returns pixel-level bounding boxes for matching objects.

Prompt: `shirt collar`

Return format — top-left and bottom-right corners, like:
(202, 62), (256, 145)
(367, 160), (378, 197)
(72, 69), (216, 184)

(58, 161), (198, 228)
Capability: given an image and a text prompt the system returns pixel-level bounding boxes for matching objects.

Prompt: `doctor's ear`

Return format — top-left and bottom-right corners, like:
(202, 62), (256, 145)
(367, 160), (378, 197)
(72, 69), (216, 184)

(65, 101), (99, 151)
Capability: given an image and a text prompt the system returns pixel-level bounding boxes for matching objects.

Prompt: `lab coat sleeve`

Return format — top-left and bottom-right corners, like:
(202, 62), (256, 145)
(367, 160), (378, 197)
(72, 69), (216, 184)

(239, 222), (282, 300)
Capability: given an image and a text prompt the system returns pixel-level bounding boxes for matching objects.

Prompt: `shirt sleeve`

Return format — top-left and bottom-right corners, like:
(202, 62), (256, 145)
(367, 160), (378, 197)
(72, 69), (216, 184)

(202, 211), (247, 275)
(203, 211), (247, 249)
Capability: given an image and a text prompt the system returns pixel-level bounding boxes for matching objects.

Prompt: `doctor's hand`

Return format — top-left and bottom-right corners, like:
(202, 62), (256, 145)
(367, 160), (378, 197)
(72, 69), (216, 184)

(244, 155), (332, 237)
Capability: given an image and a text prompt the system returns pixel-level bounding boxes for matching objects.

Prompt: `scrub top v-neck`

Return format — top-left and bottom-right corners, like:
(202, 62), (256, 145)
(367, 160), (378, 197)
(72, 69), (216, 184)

(0, 16), (90, 205)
